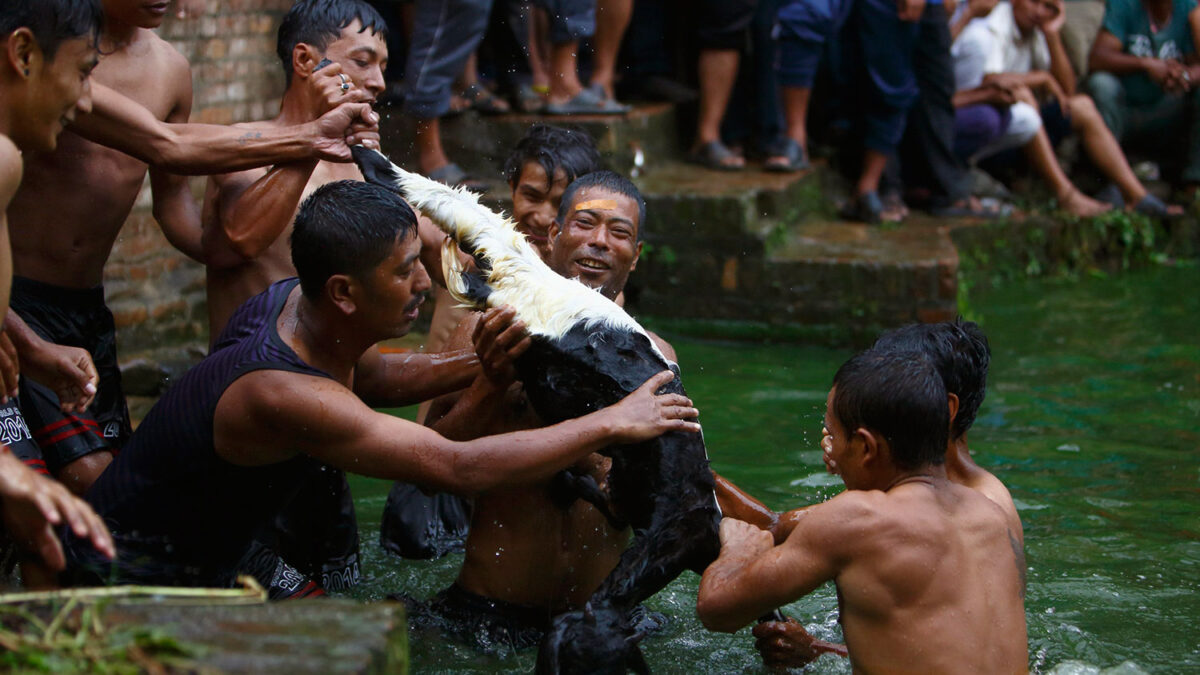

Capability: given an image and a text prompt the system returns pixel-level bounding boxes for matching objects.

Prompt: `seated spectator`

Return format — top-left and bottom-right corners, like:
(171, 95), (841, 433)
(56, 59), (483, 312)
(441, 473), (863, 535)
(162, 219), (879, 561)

(952, 0), (1179, 217)
(1086, 0), (1200, 190)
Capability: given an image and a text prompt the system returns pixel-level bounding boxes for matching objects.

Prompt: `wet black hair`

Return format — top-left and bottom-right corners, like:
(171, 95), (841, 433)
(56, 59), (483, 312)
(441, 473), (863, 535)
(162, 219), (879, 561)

(503, 124), (604, 193)
(556, 170), (647, 242)
(832, 349), (949, 471)
(873, 320), (990, 440)
(291, 180), (416, 299)
(276, 0), (388, 85)
(0, 0), (101, 59)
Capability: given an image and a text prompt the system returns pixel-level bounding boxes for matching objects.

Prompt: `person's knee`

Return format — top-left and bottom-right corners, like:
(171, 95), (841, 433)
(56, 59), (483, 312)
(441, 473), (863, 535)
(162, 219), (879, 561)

(55, 451), (113, 496)
(1007, 102), (1043, 144)
(1084, 71), (1123, 104)
(1068, 94), (1101, 125)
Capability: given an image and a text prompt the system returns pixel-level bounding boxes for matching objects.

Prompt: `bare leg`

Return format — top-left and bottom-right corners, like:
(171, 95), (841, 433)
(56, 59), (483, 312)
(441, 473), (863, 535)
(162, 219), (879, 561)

(782, 86), (811, 148)
(857, 150), (889, 197)
(1068, 95), (1146, 204)
(415, 117), (450, 175)
(692, 49), (743, 167)
(528, 5), (552, 92)
(547, 41), (584, 105)
(591, 0), (633, 99)
(1022, 127), (1110, 217)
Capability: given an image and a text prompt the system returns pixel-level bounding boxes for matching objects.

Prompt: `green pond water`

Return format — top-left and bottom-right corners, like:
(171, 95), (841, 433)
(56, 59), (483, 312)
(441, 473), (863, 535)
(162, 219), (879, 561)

(345, 265), (1199, 674)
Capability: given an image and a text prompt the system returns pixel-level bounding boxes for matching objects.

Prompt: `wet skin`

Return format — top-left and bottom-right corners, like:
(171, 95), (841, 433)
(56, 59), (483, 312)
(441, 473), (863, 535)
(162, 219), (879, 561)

(202, 20), (387, 339)
(511, 161), (569, 261)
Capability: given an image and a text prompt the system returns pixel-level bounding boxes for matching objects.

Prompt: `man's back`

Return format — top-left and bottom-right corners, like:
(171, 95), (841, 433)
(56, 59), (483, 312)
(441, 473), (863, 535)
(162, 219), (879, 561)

(834, 478), (1027, 674)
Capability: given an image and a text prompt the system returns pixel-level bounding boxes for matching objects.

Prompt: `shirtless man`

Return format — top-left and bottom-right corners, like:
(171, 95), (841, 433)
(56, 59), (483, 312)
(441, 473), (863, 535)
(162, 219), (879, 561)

(415, 171), (670, 650)
(720, 319), (1024, 666)
(0, 0), (114, 584)
(203, 0), (391, 339)
(61, 179), (699, 592)
(697, 349), (1028, 674)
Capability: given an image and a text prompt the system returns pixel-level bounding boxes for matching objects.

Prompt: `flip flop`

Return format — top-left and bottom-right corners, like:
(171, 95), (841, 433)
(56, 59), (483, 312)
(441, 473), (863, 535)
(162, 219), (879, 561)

(1132, 193), (1183, 219)
(764, 138), (809, 173)
(839, 191), (886, 225)
(686, 140), (744, 171)
(514, 83), (545, 113)
(544, 88), (630, 115)
(460, 82), (510, 115)
(426, 162), (488, 194)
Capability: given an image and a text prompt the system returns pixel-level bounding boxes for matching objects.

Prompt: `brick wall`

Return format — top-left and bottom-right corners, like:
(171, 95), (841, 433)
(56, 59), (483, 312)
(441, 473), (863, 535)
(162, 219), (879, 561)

(104, 1), (291, 364)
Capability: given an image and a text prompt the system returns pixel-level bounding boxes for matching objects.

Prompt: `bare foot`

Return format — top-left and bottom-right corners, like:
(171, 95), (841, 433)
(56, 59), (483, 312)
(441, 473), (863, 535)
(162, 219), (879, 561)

(1060, 189), (1111, 217)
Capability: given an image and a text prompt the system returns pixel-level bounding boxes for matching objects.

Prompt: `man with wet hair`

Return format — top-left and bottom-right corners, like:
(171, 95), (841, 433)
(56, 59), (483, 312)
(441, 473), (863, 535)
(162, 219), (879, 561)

(62, 179), (698, 594)
(698, 349), (1028, 673)
(0, 0), (114, 586)
(410, 170), (669, 651)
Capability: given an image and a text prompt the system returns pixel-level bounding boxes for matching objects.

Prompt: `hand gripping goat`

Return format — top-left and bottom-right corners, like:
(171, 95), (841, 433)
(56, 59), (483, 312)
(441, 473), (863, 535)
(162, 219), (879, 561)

(353, 147), (733, 673)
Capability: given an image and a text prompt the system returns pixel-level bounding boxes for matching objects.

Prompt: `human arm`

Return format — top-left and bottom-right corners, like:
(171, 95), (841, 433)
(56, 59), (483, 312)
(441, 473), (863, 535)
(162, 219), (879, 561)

(71, 83), (380, 174)
(753, 619), (849, 667)
(216, 368), (698, 496)
(148, 51), (203, 262)
(210, 161), (318, 263)
(352, 344), (480, 408)
(1040, 0), (1077, 95)
(949, 0), (999, 41)
(0, 447), (114, 571)
(4, 312), (97, 414)
(697, 508), (846, 633)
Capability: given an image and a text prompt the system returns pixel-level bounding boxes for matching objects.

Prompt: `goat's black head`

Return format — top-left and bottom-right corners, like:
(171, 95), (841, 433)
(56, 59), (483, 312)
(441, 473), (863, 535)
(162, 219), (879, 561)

(536, 601), (650, 675)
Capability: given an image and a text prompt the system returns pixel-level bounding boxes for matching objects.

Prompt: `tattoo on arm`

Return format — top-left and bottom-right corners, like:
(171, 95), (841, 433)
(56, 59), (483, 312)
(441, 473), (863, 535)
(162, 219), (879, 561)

(1009, 530), (1026, 598)
(236, 131), (264, 145)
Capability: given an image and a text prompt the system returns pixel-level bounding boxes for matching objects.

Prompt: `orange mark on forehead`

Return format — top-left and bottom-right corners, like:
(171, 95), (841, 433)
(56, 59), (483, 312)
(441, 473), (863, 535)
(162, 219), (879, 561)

(574, 199), (618, 212)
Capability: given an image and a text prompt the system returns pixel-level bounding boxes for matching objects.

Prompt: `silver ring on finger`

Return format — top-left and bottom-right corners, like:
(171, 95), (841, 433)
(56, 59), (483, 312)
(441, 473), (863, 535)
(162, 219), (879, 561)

(339, 73), (350, 91)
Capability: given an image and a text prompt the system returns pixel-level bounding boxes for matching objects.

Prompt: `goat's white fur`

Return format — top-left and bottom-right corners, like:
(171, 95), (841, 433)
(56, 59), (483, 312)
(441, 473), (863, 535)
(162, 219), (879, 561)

(367, 149), (665, 361)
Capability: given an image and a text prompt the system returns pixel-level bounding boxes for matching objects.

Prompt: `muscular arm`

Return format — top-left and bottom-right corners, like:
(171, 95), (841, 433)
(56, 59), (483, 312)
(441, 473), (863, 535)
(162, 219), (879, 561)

(353, 344), (479, 408)
(0, 137), (21, 315)
(71, 84), (378, 174)
(212, 161), (318, 262)
(216, 368), (698, 495)
(697, 497), (862, 633)
(148, 54), (202, 261)
(713, 474), (816, 543)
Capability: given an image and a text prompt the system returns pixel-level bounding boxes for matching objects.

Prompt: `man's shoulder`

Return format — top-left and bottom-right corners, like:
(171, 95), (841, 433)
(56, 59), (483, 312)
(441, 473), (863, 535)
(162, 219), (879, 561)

(0, 135), (22, 183)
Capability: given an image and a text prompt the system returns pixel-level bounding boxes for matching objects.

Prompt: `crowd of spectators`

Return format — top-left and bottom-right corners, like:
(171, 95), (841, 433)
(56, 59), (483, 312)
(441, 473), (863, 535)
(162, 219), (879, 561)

(369, 0), (1200, 222)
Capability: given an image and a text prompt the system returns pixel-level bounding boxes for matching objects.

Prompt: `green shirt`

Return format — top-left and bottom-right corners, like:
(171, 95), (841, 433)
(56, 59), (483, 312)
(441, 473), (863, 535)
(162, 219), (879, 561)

(1102, 0), (1197, 104)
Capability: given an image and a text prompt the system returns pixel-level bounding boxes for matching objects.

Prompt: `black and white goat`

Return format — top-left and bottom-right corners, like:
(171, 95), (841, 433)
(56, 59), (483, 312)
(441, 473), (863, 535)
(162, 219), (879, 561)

(354, 147), (723, 673)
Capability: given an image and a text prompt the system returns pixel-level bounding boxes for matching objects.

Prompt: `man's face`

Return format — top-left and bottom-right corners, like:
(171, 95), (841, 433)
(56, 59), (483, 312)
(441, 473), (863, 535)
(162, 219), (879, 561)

(18, 37), (98, 153)
(104, 0), (172, 29)
(511, 161), (569, 262)
(548, 186), (642, 301)
(359, 231), (430, 338)
(1012, 0), (1058, 32)
(824, 387), (866, 491)
(319, 20), (388, 102)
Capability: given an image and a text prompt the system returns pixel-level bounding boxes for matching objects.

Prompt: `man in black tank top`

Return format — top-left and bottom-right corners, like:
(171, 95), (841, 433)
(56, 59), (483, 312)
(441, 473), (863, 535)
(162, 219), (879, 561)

(63, 180), (701, 592)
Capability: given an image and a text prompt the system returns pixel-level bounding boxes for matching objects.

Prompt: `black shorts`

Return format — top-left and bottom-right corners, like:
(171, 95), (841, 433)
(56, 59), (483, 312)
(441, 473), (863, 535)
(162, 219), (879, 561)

(0, 399), (45, 474)
(10, 277), (131, 473)
(252, 465), (361, 593)
(403, 584), (552, 652)
(697, 0), (757, 51)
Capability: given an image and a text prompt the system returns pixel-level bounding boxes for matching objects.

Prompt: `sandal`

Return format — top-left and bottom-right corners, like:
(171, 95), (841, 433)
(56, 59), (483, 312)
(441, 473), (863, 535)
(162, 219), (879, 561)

(687, 140), (744, 171)
(426, 162), (488, 194)
(514, 83), (545, 113)
(1132, 193), (1183, 219)
(544, 88), (630, 115)
(839, 191), (888, 225)
(460, 82), (510, 115)
(764, 138), (810, 173)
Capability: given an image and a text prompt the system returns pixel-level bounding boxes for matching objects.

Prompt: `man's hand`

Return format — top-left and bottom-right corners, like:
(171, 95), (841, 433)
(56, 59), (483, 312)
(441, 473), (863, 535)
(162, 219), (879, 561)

(310, 61), (373, 115)
(19, 338), (98, 414)
(0, 330), (19, 403)
(1043, 0), (1066, 35)
(753, 618), (849, 669)
(719, 517), (775, 556)
(472, 306), (532, 387)
(607, 370), (700, 443)
(0, 450), (114, 570)
(311, 102), (380, 162)
(897, 0), (926, 22)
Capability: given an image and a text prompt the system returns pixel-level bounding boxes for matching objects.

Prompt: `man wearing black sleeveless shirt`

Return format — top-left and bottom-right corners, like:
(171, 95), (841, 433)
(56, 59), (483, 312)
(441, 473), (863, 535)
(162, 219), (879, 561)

(63, 180), (699, 590)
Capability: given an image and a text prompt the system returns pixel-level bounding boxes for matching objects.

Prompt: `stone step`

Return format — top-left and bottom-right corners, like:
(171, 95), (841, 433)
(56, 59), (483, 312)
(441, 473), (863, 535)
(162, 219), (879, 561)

(1, 596), (406, 675)
(377, 102), (680, 181)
